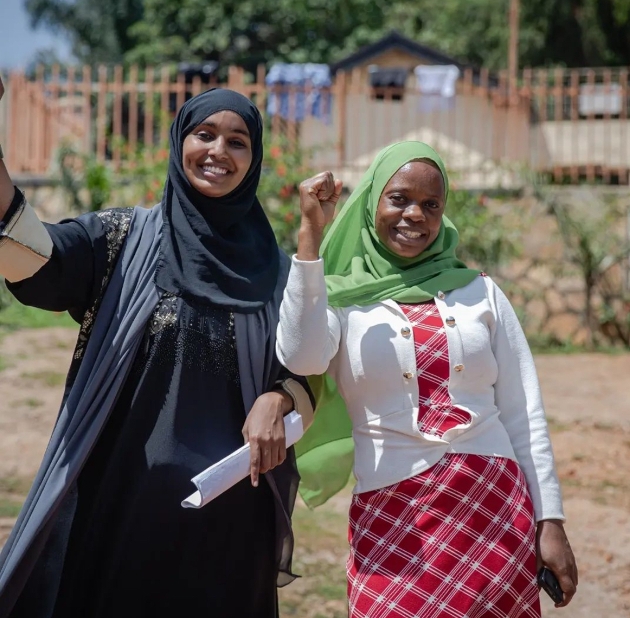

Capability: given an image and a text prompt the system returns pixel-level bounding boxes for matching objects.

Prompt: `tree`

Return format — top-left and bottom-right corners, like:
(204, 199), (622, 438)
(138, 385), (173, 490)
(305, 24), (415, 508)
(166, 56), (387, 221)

(383, 0), (630, 70)
(25, 0), (144, 63)
(126, 0), (389, 69)
(24, 0), (630, 69)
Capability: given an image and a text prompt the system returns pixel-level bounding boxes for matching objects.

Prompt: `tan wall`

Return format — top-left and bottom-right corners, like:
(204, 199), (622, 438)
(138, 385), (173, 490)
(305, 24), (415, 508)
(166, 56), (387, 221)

(300, 91), (533, 189)
(540, 120), (630, 168)
(301, 45), (535, 189)
(492, 190), (630, 346)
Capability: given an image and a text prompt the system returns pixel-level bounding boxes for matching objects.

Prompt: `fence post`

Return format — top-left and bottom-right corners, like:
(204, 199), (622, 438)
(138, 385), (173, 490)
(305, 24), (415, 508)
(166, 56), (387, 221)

(160, 65), (170, 146)
(336, 70), (347, 171)
(82, 65), (92, 156)
(97, 64), (108, 162)
(35, 65), (46, 173)
(256, 64), (267, 117)
(619, 68), (628, 185)
(227, 66), (245, 93)
(129, 65), (139, 153)
(113, 64), (124, 169)
(0, 70), (12, 171)
(145, 66), (155, 155)
(569, 68), (579, 183)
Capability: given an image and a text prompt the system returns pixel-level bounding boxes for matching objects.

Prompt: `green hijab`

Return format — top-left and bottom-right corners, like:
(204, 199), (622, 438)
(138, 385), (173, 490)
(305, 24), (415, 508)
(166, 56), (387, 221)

(295, 141), (480, 507)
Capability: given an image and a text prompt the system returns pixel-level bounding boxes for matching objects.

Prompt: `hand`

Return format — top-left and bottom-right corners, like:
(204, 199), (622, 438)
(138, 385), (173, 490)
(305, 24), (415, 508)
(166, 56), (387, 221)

(298, 171), (343, 232)
(241, 391), (292, 487)
(536, 519), (578, 607)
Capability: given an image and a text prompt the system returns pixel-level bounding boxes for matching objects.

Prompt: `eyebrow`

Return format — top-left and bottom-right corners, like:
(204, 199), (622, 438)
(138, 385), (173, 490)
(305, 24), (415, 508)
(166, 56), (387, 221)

(385, 186), (443, 200)
(197, 121), (250, 138)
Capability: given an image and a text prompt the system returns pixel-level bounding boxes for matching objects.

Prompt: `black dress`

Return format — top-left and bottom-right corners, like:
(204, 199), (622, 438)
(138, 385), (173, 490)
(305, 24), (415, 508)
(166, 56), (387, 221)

(7, 209), (285, 618)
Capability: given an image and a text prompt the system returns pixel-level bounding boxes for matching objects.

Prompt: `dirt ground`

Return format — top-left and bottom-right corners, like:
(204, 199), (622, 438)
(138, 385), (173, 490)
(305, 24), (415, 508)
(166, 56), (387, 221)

(1, 327), (629, 617)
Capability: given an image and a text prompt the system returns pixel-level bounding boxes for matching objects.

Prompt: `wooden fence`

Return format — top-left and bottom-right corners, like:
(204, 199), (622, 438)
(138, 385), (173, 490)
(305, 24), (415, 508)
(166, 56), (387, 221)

(1, 64), (629, 188)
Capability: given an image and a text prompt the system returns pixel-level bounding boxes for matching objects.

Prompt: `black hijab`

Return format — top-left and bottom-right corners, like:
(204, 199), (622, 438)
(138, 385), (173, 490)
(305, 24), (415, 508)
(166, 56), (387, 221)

(155, 88), (280, 313)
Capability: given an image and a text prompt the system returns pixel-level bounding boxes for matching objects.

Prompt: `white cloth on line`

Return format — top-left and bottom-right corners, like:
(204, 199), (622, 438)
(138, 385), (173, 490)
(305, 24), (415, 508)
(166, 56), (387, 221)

(414, 64), (460, 111)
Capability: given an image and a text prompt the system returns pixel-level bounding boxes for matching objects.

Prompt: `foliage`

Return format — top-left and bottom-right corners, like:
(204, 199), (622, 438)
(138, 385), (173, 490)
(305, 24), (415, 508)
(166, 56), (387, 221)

(390, 0), (630, 69)
(115, 143), (170, 206)
(0, 301), (77, 333)
(258, 136), (316, 255)
(446, 189), (521, 272)
(57, 144), (113, 213)
(126, 0), (389, 70)
(26, 0), (630, 70)
(0, 279), (11, 312)
(534, 183), (630, 348)
(25, 0), (144, 63)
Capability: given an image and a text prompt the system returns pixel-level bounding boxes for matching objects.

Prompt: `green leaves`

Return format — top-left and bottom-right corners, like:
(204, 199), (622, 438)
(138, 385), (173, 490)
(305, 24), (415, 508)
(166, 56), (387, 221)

(24, 0), (630, 73)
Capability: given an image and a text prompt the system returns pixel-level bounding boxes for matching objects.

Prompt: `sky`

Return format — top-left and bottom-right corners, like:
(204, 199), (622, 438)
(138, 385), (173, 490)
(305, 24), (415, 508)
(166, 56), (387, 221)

(0, 0), (73, 69)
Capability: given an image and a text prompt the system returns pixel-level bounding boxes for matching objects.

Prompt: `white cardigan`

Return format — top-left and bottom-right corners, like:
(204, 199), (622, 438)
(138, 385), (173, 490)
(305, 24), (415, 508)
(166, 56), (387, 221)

(276, 257), (565, 522)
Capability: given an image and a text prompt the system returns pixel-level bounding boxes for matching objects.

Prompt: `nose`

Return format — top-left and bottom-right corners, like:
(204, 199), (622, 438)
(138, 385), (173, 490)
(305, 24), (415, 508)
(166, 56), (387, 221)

(403, 203), (425, 222)
(208, 136), (228, 160)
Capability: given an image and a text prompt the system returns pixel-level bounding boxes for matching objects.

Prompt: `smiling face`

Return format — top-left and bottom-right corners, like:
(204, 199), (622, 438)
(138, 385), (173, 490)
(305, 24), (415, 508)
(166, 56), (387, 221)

(182, 110), (253, 198)
(374, 160), (446, 259)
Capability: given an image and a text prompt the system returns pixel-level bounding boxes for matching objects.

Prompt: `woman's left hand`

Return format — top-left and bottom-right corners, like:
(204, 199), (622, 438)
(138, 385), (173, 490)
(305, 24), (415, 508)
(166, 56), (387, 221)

(536, 519), (578, 607)
(242, 391), (293, 487)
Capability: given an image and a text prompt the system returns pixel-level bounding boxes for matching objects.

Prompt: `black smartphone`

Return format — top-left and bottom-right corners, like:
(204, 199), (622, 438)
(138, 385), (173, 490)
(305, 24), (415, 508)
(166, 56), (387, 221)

(537, 567), (564, 604)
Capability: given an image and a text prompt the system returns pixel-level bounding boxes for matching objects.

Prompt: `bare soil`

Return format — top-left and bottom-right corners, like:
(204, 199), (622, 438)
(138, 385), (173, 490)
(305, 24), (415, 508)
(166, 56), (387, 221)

(1, 328), (629, 617)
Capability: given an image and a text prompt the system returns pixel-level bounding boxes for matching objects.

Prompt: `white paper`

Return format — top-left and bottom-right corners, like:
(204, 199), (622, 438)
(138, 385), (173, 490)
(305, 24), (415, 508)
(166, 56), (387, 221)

(181, 410), (304, 509)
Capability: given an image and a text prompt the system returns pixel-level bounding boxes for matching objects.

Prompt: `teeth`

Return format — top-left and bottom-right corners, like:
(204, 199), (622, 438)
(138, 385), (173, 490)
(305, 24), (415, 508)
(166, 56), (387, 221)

(397, 229), (425, 239)
(202, 165), (228, 175)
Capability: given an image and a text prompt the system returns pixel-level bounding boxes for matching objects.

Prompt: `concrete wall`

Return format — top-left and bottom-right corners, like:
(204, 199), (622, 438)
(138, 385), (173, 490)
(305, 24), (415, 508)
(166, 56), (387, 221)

(300, 91), (532, 190)
(539, 119), (630, 169)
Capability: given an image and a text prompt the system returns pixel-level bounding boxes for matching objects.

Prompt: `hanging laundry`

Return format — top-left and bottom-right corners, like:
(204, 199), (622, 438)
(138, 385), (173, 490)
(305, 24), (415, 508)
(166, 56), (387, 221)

(265, 63), (332, 122)
(414, 64), (460, 112)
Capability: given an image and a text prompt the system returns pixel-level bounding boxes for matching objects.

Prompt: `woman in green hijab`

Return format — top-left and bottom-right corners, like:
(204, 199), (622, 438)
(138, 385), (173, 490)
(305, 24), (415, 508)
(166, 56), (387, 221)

(276, 141), (577, 617)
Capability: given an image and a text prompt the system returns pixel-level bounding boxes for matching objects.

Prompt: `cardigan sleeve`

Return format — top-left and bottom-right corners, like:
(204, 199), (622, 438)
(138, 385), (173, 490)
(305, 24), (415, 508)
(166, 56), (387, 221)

(488, 277), (565, 522)
(276, 256), (342, 376)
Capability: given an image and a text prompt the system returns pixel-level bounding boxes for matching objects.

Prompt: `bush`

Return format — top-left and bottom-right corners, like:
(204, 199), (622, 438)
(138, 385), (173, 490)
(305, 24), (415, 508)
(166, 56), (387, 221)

(57, 144), (113, 213)
(258, 135), (315, 254)
(0, 279), (10, 312)
(446, 189), (521, 272)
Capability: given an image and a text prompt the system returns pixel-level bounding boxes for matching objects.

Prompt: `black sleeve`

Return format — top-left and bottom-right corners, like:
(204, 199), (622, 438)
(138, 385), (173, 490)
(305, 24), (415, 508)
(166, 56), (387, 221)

(276, 365), (316, 408)
(6, 209), (112, 322)
(0, 187), (23, 231)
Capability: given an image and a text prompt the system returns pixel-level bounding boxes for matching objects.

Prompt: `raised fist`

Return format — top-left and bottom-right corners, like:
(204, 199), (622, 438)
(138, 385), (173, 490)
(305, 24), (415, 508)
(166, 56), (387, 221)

(298, 171), (343, 230)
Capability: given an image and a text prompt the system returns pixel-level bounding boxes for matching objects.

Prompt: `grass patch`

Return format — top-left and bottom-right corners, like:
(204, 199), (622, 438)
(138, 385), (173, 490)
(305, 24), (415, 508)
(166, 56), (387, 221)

(14, 398), (44, 408)
(21, 370), (66, 387)
(0, 303), (77, 333)
(546, 416), (570, 432)
(0, 498), (23, 518)
(528, 333), (627, 355)
(0, 475), (33, 496)
(279, 496), (350, 617)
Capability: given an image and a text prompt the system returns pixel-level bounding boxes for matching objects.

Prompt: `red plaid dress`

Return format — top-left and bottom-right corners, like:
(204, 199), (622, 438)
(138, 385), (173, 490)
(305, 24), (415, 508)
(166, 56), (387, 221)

(347, 301), (540, 618)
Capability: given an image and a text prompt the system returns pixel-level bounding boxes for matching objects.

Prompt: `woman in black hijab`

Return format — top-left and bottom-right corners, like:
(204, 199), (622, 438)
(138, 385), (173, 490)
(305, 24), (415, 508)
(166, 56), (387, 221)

(0, 87), (313, 618)
(158, 87), (280, 309)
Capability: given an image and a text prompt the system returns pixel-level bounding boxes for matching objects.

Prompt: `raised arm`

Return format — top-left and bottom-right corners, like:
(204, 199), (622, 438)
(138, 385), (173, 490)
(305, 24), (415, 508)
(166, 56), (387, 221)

(276, 172), (344, 376)
(0, 77), (56, 283)
(0, 76), (126, 319)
